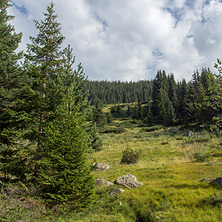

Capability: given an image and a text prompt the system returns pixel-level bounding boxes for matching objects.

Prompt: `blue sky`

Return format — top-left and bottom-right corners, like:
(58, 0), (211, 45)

(8, 0), (222, 81)
(12, 2), (28, 15)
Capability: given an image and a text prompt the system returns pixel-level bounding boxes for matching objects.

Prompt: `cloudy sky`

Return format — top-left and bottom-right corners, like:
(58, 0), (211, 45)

(8, 0), (222, 81)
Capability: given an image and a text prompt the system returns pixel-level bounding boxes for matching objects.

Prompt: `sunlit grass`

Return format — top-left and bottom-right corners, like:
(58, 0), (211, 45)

(90, 116), (222, 221)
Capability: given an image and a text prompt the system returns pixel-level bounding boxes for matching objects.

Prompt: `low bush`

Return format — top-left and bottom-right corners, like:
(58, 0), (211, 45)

(103, 127), (126, 134)
(120, 146), (142, 164)
(194, 151), (212, 162)
(161, 142), (169, 145)
(141, 125), (163, 132)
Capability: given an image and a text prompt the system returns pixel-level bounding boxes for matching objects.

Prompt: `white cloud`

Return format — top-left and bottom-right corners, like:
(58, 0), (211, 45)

(8, 0), (222, 81)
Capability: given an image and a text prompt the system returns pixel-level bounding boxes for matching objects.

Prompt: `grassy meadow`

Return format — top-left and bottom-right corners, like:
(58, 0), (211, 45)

(2, 105), (222, 222)
(86, 105), (222, 222)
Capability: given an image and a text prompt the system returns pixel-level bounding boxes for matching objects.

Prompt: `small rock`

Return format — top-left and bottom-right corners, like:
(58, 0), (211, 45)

(93, 163), (110, 171)
(186, 131), (194, 137)
(109, 188), (125, 196)
(96, 178), (106, 186)
(105, 181), (114, 187)
(114, 174), (143, 189)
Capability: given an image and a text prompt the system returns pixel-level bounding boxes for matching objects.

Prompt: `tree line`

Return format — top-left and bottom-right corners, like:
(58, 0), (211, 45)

(85, 80), (153, 105)
(90, 68), (222, 130)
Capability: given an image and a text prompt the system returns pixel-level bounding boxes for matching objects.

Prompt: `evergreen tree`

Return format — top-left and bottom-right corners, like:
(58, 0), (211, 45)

(184, 82), (197, 125)
(127, 105), (131, 116)
(208, 59), (222, 131)
(165, 99), (176, 126)
(24, 3), (65, 180)
(132, 103), (139, 119)
(200, 69), (215, 125)
(92, 100), (105, 126)
(152, 70), (169, 123)
(25, 2), (65, 151)
(144, 103), (153, 126)
(36, 41), (96, 208)
(39, 81), (95, 208)
(168, 73), (178, 110)
(177, 79), (188, 124)
(87, 122), (103, 152)
(0, 0), (32, 181)
(106, 112), (113, 123)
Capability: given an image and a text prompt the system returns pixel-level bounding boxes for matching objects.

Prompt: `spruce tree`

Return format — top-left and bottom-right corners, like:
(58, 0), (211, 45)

(152, 70), (169, 124)
(0, 0), (32, 181)
(92, 100), (105, 126)
(38, 45), (95, 208)
(208, 59), (222, 131)
(165, 99), (176, 126)
(177, 79), (189, 124)
(25, 2), (65, 150)
(168, 74), (178, 111)
(24, 3), (65, 180)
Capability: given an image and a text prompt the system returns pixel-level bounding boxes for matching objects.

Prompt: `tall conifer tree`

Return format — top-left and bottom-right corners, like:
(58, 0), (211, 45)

(0, 0), (32, 181)
(38, 45), (95, 208)
(25, 2), (65, 151)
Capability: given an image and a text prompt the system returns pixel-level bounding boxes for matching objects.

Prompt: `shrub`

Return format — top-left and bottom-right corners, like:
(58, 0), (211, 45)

(141, 125), (163, 132)
(194, 151), (212, 162)
(120, 146), (142, 164)
(103, 127), (126, 134)
(161, 142), (169, 145)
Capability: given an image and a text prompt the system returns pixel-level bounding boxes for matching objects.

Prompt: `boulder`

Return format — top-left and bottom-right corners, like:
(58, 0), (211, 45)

(105, 181), (114, 187)
(212, 177), (222, 186)
(199, 177), (222, 186)
(93, 163), (110, 171)
(114, 174), (143, 189)
(96, 178), (106, 186)
(109, 188), (125, 196)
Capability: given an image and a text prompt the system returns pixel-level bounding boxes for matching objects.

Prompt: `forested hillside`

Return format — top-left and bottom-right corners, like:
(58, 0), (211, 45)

(85, 80), (153, 104)
(88, 67), (222, 130)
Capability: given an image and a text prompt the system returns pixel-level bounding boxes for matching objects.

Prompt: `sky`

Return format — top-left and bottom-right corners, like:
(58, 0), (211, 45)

(8, 0), (222, 81)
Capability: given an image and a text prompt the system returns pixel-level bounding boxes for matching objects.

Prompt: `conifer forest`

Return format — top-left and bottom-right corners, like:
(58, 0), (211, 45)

(1, 1), (222, 222)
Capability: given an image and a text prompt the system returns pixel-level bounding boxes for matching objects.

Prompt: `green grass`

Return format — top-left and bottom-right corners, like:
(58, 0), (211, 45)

(2, 112), (222, 221)
(89, 117), (222, 222)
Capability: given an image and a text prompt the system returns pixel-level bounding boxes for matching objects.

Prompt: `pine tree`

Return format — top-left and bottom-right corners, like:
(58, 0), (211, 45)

(145, 103), (153, 126)
(25, 2), (65, 150)
(152, 70), (169, 124)
(208, 59), (222, 131)
(39, 84), (95, 208)
(165, 99), (176, 126)
(24, 3), (65, 180)
(93, 100), (105, 126)
(200, 69), (215, 125)
(168, 74), (178, 111)
(0, 0), (32, 181)
(36, 43), (96, 208)
(177, 79), (188, 124)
